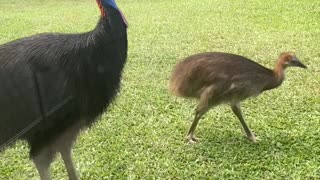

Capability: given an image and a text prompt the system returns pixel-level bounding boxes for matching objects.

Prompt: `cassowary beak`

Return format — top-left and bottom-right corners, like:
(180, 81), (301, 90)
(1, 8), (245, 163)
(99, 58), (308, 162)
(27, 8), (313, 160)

(291, 57), (307, 69)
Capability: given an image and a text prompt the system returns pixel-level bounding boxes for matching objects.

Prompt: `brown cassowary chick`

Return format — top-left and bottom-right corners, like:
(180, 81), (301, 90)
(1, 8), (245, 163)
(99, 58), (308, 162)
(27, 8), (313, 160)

(169, 52), (307, 143)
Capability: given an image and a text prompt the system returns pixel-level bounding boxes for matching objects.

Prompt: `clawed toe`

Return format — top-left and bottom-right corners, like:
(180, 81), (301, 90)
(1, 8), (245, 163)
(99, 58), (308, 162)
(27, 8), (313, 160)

(186, 135), (199, 144)
(247, 134), (260, 143)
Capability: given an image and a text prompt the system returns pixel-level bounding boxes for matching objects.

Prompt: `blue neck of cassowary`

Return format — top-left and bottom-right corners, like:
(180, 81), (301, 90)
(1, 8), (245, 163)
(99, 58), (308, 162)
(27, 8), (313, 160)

(101, 0), (119, 10)
(100, 0), (127, 30)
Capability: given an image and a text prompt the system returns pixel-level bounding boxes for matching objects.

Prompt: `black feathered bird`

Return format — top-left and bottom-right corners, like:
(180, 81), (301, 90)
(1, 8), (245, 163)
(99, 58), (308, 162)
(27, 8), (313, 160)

(169, 52), (307, 143)
(0, 0), (127, 179)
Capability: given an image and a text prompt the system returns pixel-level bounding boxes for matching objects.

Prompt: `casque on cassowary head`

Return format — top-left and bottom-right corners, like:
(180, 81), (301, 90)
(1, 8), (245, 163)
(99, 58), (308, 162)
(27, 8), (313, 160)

(169, 52), (307, 144)
(0, 0), (127, 179)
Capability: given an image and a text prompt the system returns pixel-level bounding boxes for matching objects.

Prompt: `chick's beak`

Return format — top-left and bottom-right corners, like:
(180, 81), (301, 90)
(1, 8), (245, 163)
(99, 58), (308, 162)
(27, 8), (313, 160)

(291, 57), (307, 69)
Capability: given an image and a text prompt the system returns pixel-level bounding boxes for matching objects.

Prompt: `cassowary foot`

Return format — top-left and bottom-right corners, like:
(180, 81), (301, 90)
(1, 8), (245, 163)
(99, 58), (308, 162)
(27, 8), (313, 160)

(247, 134), (260, 143)
(186, 135), (200, 144)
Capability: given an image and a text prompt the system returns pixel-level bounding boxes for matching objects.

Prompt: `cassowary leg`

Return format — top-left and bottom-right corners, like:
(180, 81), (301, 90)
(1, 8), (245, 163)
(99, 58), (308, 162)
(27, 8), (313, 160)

(32, 146), (56, 180)
(186, 87), (213, 143)
(231, 103), (257, 143)
(186, 110), (207, 143)
(59, 142), (78, 180)
(56, 124), (82, 180)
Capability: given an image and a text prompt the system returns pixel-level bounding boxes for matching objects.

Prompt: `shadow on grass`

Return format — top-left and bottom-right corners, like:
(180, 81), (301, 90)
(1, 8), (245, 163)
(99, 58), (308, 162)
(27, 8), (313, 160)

(189, 127), (318, 164)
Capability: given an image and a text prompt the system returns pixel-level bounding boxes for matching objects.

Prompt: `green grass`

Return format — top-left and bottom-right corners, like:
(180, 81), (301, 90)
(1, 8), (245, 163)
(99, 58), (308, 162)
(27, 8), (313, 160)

(1, 0), (320, 179)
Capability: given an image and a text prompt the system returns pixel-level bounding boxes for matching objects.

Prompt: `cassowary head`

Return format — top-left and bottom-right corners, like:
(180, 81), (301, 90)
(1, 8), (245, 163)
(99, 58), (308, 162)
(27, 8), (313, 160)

(279, 52), (307, 69)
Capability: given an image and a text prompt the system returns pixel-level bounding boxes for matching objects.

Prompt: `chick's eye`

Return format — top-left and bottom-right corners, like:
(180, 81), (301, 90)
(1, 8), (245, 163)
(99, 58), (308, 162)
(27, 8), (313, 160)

(283, 58), (290, 64)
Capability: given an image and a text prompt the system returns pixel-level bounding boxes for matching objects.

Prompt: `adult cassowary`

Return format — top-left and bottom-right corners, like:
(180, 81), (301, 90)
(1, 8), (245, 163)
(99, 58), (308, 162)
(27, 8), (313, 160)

(0, 0), (127, 179)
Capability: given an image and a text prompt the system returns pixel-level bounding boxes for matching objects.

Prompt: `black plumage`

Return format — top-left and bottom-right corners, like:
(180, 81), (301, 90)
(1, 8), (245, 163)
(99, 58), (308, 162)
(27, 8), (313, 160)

(0, 0), (127, 179)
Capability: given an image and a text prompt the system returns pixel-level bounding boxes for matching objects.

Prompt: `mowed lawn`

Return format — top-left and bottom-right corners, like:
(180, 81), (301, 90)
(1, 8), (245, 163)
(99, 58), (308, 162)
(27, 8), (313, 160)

(0, 0), (320, 179)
